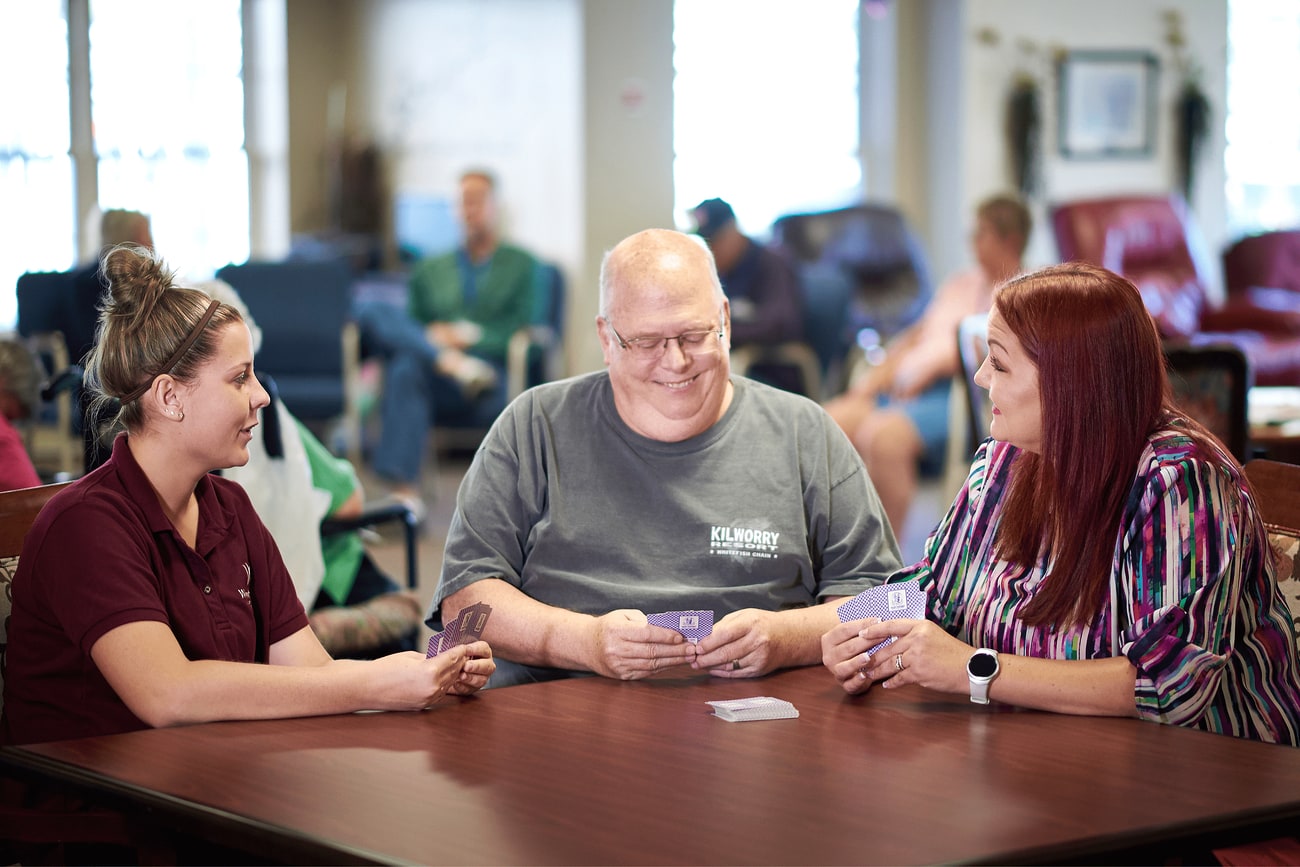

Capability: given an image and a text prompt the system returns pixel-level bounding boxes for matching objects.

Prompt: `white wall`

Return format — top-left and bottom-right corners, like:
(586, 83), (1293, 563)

(578, 0), (676, 372)
(941, 0), (1228, 286)
(346, 0), (582, 277)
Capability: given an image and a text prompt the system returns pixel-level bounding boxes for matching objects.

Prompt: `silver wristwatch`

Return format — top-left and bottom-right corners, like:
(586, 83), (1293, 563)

(967, 648), (1000, 704)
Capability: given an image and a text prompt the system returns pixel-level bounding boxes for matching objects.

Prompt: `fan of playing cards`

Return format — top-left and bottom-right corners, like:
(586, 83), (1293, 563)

(427, 602), (493, 657)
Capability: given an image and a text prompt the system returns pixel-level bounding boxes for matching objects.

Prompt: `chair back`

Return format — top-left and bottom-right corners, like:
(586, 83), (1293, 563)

(1049, 194), (1218, 340)
(771, 204), (934, 390)
(216, 259), (355, 413)
(508, 262), (567, 397)
(216, 259), (363, 465)
(0, 482), (73, 709)
(1166, 343), (1252, 462)
(14, 272), (81, 478)
(1242, 459), (1300, 652)
(956, 312), (991, 456)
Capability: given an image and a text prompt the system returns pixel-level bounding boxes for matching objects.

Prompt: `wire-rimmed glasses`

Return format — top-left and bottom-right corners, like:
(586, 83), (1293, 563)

(607, 317), (726, 360)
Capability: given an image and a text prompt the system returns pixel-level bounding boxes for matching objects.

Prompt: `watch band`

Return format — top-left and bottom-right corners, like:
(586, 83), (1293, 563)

(967, 648), (1000, 704)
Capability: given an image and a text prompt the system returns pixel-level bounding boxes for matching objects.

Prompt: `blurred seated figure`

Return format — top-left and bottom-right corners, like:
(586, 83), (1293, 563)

(206, 281), (422, 660)
(70, 210), (155, 367)
(691, 198), (807, 394)
(823, 194), (1030, 537)
(68, 210), (156, 466)
(0, 339), (43, 491)
(770, 203), (935, 390)
(355, 168), (546, 508)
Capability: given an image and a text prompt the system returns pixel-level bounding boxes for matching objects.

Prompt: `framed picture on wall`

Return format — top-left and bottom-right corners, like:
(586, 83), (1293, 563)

(1057, 50), (1159, 158)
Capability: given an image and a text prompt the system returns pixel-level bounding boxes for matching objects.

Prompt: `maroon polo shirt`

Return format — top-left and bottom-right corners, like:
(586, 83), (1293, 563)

(1, 434), (309, 745)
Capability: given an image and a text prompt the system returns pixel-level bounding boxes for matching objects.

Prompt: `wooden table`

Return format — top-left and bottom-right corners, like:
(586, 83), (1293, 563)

(3, 666), (1300, 865)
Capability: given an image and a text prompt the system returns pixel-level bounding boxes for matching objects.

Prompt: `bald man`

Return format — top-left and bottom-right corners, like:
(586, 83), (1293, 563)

(433, 228), (901, 687)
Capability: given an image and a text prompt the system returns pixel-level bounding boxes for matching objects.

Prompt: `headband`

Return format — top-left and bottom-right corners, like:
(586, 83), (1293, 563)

(120, 299), (221, 405)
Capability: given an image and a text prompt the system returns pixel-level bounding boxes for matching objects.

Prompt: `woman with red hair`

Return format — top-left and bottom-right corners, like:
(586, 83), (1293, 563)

(822, 262), (1300, 745)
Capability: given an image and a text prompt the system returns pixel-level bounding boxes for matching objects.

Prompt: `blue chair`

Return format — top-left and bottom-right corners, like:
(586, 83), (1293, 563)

(14, 271), (80, 478)
(216, 259), (363, 465)
(772, 204), (934, 395)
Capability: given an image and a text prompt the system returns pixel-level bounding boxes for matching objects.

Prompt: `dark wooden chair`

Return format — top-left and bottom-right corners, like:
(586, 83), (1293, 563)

(1166, 343), (1252, 462)
(1242, 459), (1300, 655)
(0, 482), (176, 862)
(1214, 458), (1300, 867)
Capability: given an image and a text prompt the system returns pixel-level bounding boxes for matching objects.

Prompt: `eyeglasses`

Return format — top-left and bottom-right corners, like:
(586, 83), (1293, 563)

(608, 320), (726, 360)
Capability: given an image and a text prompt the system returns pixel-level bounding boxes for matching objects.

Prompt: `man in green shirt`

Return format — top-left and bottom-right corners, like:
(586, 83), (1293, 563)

(358, 170), (546, 506)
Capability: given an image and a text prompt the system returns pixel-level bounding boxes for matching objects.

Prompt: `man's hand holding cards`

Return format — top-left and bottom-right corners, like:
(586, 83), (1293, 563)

(836, 579), (927, 653)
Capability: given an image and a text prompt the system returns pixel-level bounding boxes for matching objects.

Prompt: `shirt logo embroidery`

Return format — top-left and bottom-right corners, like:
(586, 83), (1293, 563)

(238, 562), (252, 601)
(709, 525), (780, 559)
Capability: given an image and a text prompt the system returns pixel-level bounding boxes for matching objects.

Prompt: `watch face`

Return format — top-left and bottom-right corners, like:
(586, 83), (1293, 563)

(968, 652), (998, 678)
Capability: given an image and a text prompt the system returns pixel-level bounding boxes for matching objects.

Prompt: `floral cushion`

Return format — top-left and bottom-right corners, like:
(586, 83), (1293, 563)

(0, 555), (18, 695)
(1264, 525), (1300, 655)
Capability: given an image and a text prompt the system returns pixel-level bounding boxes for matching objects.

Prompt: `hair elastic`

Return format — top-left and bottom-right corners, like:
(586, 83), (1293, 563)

(120, 299), (221, 405)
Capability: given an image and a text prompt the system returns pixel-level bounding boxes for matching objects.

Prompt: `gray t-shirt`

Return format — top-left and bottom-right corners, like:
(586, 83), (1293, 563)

(432, 372), (901, 629)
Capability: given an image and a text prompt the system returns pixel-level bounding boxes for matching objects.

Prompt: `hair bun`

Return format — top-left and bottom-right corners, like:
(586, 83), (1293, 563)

(100, 245), (176, 332)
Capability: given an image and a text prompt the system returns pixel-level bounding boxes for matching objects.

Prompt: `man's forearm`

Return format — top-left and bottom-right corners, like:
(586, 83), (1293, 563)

(441, 579), (596, 672)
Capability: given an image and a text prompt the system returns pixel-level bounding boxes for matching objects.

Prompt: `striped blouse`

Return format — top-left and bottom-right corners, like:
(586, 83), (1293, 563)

(891, 429), (1300, 746)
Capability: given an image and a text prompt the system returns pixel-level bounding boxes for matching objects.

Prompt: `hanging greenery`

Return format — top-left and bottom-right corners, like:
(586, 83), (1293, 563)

(1175, 81), (1211, 202)
(1165, 10), (1210, 202)
(1007, 73), (1041, 198)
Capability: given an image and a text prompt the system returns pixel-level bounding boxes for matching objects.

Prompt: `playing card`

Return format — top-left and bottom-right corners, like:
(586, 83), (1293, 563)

(647, 609), (714, 643)
(426, 602), (493, 657)
(707, 696), (799, 722)
(836, 579), (926, 654)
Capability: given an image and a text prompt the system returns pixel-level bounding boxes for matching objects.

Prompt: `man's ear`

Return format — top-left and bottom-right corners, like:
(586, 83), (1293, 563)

(596, 316), (615, 367)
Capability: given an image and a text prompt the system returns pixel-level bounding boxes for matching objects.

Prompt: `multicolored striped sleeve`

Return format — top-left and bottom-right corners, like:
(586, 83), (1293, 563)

(1121, 455), (1251, 726)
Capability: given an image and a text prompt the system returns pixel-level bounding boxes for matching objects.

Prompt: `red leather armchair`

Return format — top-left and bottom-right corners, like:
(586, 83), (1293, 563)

(1052, 195), (1300, 386)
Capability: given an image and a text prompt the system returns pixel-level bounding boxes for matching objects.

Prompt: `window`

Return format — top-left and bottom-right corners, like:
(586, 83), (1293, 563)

(672, 0), (860, 238)
(91, 0), (249, 281)
(0, 0), (75, 327)
(1225, 0), (1300, 236)
(0, 0), (248, 330)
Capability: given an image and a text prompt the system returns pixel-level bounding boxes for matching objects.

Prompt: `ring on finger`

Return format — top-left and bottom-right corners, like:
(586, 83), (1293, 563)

(731, 659), (741, 671)
(894, 653), (904, 672)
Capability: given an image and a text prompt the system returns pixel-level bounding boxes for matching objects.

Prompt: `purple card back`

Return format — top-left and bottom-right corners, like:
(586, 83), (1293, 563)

(427, 602), (493, 657)
(836, 580), (926, 653)
(647, 609), (714, 643)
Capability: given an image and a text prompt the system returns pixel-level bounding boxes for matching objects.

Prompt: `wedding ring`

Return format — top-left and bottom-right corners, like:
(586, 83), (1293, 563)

(731, 659), (741, 671)
(894, 654), (904, 672)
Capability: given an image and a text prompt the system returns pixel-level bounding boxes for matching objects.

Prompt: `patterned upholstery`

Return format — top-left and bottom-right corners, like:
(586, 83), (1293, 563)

(1263, 525), (1300, 652)
(0, 555), (17, 707)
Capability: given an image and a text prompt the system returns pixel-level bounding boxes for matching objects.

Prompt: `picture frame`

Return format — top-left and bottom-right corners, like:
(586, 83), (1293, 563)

(1057, 50), (1158, 158)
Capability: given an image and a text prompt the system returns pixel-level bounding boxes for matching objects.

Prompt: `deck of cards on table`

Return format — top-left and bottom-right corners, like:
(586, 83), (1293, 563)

(836, 579), (927, 653)
(707, 696), (800, 722)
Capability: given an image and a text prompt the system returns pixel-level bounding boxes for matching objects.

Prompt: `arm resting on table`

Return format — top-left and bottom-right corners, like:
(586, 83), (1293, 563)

(91, 621), (474, 727)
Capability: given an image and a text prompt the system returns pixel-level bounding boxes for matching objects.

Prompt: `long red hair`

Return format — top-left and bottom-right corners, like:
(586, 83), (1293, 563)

(993, 262), (1225, 627)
